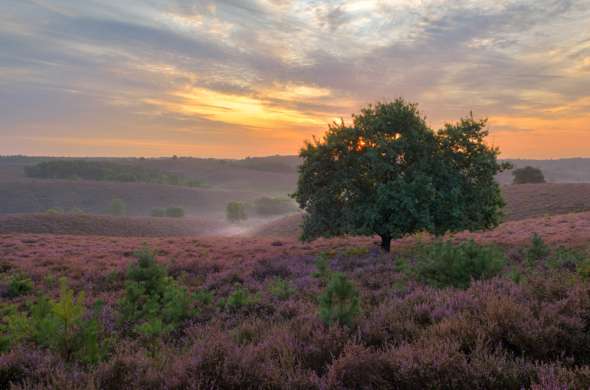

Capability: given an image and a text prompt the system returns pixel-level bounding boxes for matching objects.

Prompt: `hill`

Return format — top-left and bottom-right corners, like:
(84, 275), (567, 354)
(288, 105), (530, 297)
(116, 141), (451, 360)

(253, 183), (590, 239)
(0, 180), (261, 217)
(0, 214), (226, 237)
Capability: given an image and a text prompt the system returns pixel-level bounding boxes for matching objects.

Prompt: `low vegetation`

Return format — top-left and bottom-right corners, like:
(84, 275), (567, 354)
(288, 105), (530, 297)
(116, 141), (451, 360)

(2, 235), (590, 388)
(513, 166), (546, 184)
(226, 201), (248, 222)
(150, 207), (185, 218)
(108, 198), (127, 216)
(25, 160), (206, 188)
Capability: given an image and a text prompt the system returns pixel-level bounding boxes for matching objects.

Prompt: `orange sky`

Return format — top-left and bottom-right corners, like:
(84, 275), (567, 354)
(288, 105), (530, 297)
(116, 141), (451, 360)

(1, 0), (589, 159)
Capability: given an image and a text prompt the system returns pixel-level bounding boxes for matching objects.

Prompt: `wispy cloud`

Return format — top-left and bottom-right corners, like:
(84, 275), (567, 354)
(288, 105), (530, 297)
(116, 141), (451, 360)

(1, 0), (589, 157)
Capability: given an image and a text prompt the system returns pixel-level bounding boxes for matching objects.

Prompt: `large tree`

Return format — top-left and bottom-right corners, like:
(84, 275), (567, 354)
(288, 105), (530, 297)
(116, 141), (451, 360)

(292, 99), (510, 251)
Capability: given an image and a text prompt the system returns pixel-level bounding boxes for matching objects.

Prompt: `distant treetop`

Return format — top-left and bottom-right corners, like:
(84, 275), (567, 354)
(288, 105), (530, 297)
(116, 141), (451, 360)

(512, 166), (546, 184)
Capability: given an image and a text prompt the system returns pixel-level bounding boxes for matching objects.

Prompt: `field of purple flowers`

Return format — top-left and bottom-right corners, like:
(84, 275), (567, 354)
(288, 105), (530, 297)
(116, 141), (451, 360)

(2, 228), (590, 388)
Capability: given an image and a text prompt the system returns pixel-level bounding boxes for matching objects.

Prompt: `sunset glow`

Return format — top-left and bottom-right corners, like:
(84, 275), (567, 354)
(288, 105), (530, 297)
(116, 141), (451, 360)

(1, 0), (589, 158)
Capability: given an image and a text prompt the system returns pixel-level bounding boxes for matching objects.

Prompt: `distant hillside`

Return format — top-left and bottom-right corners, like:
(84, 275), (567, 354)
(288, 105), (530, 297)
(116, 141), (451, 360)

(0, 155), (299, 195)
(497, 158), (590, 184)
(0, 214), (225, 237)
(0, 180), (260, 217)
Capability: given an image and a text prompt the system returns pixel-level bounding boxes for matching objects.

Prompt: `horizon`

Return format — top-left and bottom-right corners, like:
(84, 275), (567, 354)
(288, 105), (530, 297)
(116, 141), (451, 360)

(2, 1), (590, 159)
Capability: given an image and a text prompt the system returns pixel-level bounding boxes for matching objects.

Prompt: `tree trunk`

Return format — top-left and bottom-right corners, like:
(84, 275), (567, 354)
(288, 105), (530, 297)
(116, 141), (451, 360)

(380, 234), (392, 252)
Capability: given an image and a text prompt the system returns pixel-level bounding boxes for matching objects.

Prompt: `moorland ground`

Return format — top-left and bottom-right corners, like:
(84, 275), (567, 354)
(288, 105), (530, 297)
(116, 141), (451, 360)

(3, 211), (590, 387)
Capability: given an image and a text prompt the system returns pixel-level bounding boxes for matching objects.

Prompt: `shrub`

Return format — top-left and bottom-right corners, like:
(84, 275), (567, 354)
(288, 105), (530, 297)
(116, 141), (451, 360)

(108, 198), (127, 216)
(45, 208), (64, 214)
(193, 289), (214, 306)
(118, 246), (194, 339)
(526, 233), (551, 266)
(226, 202), (247, 223)
(2, 279), (107, 364)
(68, 207), (84, 214)
(165, 207), (185, 218)
(512, 166), (546, 184)
(219, 285), (260, 312)
(6, 274), (33, 298)
(268, 277), (295, 301)
(312, 252), (333, 283)
(150, 208), (165, 217)
(411, 240), (506, 289)
(319, 272), (360, 327)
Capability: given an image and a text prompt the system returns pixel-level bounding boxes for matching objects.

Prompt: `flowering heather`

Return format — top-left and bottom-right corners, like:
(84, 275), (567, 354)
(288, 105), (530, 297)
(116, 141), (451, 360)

(2, 223), (590, 388)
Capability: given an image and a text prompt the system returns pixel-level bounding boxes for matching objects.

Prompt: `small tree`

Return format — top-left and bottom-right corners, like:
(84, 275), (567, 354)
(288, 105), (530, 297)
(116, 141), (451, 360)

(512, 166), (545, 184)
(226, 202), (247, 223)
(293, 99), (510, 251)
(108, 198), (127, 216)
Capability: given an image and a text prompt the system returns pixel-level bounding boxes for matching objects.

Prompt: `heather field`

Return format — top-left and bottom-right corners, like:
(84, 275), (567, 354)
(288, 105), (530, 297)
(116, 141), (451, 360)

(3, 213), (590, 388)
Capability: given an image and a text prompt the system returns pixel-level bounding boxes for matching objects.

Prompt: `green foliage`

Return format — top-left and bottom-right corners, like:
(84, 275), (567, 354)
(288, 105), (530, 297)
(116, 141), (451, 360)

(219, 285), (259, 312)
(118, 246), (194, 339)
(45, 207), (64, 215)
(151, 208), (166, 217)
(547, 247), (586, 269)
(312, 253), (333, 283)
(268, 277), (295, 300)
(410, 240), (506, 289)
(108, 198), (127, 216)
(512, 166), (546, 184)
(193, 289), (214, 306)
(292, 99), (509, 251)
(24, 159), (204, 187)
(226, 201), (247, 223)
(253, 197), (298, 216)
(343, 246), (370, 257)
(318, 272), (360, 327)
(165, 207), (185, 218)
(526, 233), (550, 266)
(6, 274), (33, 298)
(68, 207), (84, 214)
(1, 279), (107, 364)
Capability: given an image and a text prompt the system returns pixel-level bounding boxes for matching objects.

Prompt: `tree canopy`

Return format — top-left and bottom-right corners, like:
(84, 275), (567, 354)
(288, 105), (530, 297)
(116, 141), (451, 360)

(512, 166), (546, 184)
(292, 99), (510, 251)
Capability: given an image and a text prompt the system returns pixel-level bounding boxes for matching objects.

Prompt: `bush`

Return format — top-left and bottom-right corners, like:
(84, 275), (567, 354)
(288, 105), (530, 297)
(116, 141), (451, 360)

(512, 166), (546, 184)
(268, 277), (295, 300)
(410, 240), (506, 289)
(313, 252), (333, 283)
(165, 207), (185, 218)
(2, 279), (107, 363)
(150, 208), (166, 217)
(526, 233), (550, 266)
(226, 202), (247, 223)
(219, 285), (260, 312)
(319, 272), (360, 327)
(108, 198), (127, 216)
(45, 208), (64, 215)
(6, 274), (33, 298)
(118, 246), (194, 339)
(68, 207), (84, 214)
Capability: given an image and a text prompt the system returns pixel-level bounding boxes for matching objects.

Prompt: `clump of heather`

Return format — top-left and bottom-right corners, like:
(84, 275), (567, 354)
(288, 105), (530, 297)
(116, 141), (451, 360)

(4, 238), (590, 388)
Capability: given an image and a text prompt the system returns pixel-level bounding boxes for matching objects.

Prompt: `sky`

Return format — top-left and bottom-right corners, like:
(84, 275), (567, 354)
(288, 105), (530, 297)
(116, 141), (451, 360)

(1, 0), (589, 159)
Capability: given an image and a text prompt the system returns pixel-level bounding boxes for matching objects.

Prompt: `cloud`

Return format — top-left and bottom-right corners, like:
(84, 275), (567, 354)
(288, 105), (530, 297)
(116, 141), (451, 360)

(0, 0), (589, 158)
